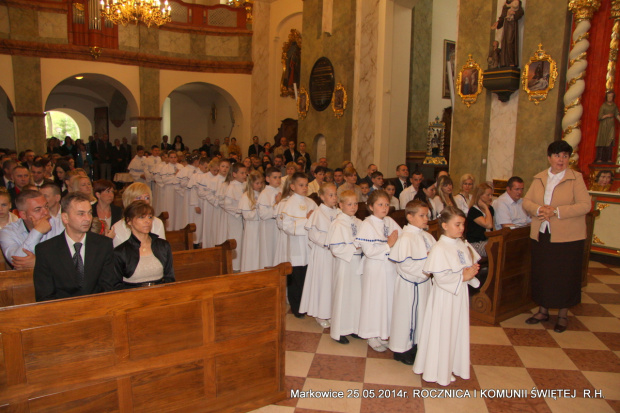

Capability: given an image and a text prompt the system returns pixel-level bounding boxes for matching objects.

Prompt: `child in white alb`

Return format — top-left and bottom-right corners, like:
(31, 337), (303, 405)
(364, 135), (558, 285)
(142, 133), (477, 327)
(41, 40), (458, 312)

(413, 206), (481, 386)
(355, 189), (402, 352)
(223, 163), (248, 271)
(280, 172), (317, 318)
(239, 170), (265, 271)
(327, 190), (363, 344)
(257, 167), (283, 268)
(388, 200), (436, 365)
(300, 182), (339, 328)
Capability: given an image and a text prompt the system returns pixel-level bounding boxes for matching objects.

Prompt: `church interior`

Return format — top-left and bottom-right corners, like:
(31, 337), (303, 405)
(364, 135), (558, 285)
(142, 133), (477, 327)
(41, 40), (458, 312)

(0, 0), (619, 411)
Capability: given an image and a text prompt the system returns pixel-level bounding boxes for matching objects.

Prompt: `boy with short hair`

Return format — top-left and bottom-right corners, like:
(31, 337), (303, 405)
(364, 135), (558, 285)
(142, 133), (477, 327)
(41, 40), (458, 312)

(359, 181), (370, 202)
(370, 171), (384, 192)
(280, 172), (317, 318)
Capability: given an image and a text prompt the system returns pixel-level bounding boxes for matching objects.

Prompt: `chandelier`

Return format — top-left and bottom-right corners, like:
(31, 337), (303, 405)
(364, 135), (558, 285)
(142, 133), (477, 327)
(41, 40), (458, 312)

(100, 0), (172, 28)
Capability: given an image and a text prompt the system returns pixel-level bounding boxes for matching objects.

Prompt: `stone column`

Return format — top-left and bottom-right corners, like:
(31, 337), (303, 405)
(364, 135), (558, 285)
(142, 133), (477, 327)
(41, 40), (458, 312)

(513, 0), (572, 184)
(12, 56), (45, 153)
(251, 0), (270, 141)
(449, 0), (495, 182)
(136, 67), (161, 149)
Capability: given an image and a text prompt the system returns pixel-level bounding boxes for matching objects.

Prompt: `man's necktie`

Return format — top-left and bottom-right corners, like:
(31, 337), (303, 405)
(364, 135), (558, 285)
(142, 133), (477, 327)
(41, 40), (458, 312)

(73, 242), (84, 286)
(7, 181), (13, 190)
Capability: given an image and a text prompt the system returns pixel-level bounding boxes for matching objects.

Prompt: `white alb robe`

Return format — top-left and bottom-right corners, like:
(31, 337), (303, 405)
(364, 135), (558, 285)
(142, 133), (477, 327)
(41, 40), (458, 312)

(413, 235), (480, 386)
(388, 224), (435, 353)
(213, 181), (230, 245)
(201, 172), (221, 248)
(240, 190), (261, 271)
(127, 155), (147, 183)
(327, 212), (363, 340)
(300, 204), (339, 319)
(162, 163), (182, 230)
(224, 180), (245, 271)
(187, 169), (204, 244)
(354, 215), (402, 339)
(272, 196), (290, 266)
(174, 164), (193, 230)
(280, 193), (317, 267)
(257, 185), (281, 268)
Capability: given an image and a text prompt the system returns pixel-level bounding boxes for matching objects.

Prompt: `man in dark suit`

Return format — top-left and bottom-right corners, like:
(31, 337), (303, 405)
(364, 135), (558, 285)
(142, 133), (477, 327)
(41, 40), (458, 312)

(110, 138), (127, 176)
(284, 140), (301, 164)
(360, 163), (377, 187)
(31, 160), (54, 189)
(8, 165), (31, 210)
(0, 160), (16, 189)
(33, 192), (115, 301)
(392, 164), (410, 200)
(160, 135), (173, 150)
(248, 136), (264, 157)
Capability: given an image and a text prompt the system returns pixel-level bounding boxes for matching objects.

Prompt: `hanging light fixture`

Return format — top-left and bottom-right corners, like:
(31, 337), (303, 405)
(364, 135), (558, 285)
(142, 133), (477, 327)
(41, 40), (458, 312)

(100, 0), (172, 28)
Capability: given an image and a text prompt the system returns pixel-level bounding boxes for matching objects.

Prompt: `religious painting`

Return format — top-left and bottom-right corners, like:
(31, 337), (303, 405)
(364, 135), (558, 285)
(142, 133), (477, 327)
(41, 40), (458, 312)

(297, 86), (309, 119)
(423, 117), (447, 165)
(521, 44), (557, 105)
(443, 40), (456, 99)
(455, 55), (483, 108)
(332, 83), (347, 118)
(280, 29), (302, 98)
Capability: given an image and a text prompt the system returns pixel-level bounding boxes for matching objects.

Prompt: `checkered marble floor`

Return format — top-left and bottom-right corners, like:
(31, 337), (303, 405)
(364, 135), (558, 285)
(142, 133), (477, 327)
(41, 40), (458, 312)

(251, 258), (620, 413)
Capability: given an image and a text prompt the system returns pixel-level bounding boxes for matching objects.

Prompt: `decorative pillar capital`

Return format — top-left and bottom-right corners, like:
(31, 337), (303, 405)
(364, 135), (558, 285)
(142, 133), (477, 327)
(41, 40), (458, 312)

(568, 0), (601, 22)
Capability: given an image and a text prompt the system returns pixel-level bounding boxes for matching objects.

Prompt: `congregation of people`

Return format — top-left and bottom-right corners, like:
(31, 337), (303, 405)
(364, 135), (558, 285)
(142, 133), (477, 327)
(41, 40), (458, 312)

(0, 134), (590, 387)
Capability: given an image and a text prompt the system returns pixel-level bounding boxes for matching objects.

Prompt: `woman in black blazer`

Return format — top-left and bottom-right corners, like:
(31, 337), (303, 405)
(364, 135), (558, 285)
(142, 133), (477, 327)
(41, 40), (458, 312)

(93, 179), (123, 238)
(113, 201), (175, 289)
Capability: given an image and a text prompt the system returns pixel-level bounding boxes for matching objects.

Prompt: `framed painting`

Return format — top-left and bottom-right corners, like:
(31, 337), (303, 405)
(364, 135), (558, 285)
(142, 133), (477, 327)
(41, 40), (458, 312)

(522, 44), (558, 105)
(455, 54), (484, 108)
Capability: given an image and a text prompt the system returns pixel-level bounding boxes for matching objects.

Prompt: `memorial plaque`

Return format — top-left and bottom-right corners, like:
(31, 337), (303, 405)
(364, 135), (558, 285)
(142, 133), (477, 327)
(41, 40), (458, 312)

(309, 57), (335, 112)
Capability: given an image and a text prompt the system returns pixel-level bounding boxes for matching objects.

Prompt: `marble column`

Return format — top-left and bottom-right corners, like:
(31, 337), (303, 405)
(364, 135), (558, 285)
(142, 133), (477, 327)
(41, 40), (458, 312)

(251, 0), (270, 141)
(407, 0), (432, 152)
(12, 56), (45, 153)
(513, 0), (571, 184)
(298, 0), (356, 165)
(449, 0), (495, 183)
(137, 67), (161, 149)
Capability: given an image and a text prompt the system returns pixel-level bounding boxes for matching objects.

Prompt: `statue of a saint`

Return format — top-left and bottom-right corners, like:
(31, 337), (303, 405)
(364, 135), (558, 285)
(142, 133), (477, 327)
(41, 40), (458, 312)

(596, 91), (620, 163)
(491, 0), (524, 68)
(487, 41), (501, 69)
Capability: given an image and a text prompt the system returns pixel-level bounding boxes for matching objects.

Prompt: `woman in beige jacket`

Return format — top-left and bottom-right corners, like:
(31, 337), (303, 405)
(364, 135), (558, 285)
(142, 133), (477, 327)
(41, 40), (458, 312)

(522, 141), (591, 333)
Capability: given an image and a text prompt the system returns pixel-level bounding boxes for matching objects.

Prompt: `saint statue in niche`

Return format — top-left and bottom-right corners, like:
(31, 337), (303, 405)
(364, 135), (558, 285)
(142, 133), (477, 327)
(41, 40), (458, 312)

(280, 29), (302, 98)
(491, 0), (524, 67)
(595, 91), (620, 163)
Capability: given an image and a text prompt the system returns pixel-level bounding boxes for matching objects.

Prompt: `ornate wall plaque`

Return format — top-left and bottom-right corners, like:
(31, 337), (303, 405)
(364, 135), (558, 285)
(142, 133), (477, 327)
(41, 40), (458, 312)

(456, 54), (484, 108)
(332, 83), (347, 118)
(297, 86), (309, 119)
(522, 44), (558, 105)
(309, 57), (335, 112)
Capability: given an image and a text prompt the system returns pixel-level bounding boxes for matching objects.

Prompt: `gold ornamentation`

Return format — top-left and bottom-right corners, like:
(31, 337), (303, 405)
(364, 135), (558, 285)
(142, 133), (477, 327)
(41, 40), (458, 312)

(74, 2), (85, 11)
(607, 1), (620, 91)
(280, 29), (302, 98)
(100, 0), (171, 28)
(596, 203), (610, 211)
(522, 44), (558, 105)
(332, 83), (347, 119)
(592, 235), (605, 245)
(297, 86), (309, 120)
(455, 55), (483, 108)
(568, 0), (602, 22)
(89, 46), (101, 59)
(423, 117), (447, 165)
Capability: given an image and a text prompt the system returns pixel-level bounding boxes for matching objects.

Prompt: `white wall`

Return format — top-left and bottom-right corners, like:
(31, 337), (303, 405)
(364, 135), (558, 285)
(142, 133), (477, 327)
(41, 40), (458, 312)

(428, 0), (458, 122)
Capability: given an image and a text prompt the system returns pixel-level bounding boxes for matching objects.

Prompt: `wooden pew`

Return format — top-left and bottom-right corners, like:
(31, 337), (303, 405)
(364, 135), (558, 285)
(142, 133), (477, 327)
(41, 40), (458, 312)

(0, 263), (291, 412)
(0, 269), (35, 306)
(173, 240), (236, 282)
(165, 223), (197, 252)
(470, 226), (533, 324)
(390, 209), (407, 228)
(355, 202), (370, 221)
(0, 241), (237, 307)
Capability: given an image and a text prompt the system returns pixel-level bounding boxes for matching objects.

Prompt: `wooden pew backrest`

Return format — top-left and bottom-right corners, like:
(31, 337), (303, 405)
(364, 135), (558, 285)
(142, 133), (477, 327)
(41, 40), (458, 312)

(0, 263), (291, 412)
(470, 226), (533, 324)
(172, 239), (236, 282)
(0, 269), (35, 307)
(166, 223), (197, 252)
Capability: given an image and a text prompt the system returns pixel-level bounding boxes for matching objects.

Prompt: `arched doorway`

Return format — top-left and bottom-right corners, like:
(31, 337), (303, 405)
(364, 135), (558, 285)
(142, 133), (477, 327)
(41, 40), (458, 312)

(0, 87), (15, 149)
(45, 73), (138, 145)
(162, 82), (244, 151)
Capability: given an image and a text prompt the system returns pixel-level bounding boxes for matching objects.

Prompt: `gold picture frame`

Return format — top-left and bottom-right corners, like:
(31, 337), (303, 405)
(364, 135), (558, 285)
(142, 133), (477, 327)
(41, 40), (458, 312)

(297, 86), (309, 119)
(455, 54), (483, 108)
(332, 83), (347, 118)
(522, 44), (558, 105)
